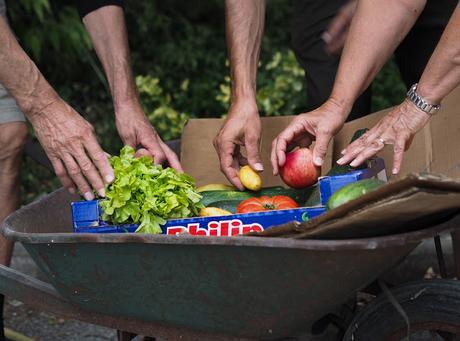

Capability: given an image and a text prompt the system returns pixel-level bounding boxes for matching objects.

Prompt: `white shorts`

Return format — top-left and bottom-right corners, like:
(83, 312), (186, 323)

(0, 85), (25, 124)
(0, 0), (25, 124)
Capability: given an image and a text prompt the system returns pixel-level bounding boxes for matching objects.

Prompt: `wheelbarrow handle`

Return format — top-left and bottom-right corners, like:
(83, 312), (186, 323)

(0, 263), (73, 314)
(0, 264), (245, 341)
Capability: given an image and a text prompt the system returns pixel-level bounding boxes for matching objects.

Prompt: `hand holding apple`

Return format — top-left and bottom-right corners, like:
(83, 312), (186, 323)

(279, 148), (321, 189)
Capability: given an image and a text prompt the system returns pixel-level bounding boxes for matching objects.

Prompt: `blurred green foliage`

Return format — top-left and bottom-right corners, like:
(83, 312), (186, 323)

(8, 0), (406, 204)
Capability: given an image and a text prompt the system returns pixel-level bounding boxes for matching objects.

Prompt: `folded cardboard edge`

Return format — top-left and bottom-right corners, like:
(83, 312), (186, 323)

(248, 173), (460, 238)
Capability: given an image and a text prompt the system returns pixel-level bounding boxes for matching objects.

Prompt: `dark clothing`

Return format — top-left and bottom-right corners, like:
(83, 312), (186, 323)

(76, 0), (123, 18)
(291, 0), (457, 121)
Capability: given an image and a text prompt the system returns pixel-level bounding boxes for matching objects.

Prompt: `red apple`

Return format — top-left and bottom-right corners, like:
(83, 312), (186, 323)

(280, 148), (321, 189)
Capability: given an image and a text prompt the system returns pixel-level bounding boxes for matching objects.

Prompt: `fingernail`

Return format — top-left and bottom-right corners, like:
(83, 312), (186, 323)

(350, 160), (358, 167)
(321, 31), (332, 43)
(254, 163), (264, 171)
(84, 192), (95, 201)
(341, 149), (346, 155)
(336, 157), (344, 165)
(68, 187), (76, 194)
(315, 157), (324, 166)
(392, 168), (398, 175)
(98, 188), (106, 198)
(105, 174), (115, 183)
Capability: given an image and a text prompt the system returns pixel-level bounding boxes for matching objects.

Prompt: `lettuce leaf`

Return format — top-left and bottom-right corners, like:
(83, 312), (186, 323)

(100, 146), (202, 234)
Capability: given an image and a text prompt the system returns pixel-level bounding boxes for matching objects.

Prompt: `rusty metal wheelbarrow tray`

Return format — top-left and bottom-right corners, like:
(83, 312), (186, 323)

(2, 174), (460, 340)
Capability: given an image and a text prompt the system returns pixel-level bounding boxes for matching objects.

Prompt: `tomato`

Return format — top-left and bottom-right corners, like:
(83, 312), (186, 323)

(236, 195), (298, 213)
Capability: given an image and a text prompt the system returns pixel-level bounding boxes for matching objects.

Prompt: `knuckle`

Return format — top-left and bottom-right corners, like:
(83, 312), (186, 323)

(55, 168), (67, 178)
(80, 160), (94, 172)
(67, 165), (81, 176)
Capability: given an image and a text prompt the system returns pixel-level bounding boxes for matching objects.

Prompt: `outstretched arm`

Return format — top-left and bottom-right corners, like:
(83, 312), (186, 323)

(82, 5), (182, 170)
(271, 0), (426, 174)
(0, 17), (113, 200)
(214, 0), (265, 190)
(340, 1), (460, 173)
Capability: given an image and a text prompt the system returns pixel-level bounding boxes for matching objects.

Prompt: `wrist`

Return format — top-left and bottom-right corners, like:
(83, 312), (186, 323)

(324, 96), (352, 119)
(228, 98), (259, 117)
(414, 83), (442, 105)
(19, 88), (62, 123)
(114, 99), (144, 116)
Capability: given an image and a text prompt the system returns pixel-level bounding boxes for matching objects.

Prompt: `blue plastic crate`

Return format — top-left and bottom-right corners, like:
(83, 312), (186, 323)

(318, 158), (386, 205)
(72, 201), (326, 236)
(71, 157), (386, 235)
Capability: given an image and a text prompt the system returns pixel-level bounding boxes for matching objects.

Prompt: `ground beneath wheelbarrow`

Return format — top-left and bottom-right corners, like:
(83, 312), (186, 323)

(4, 236), (452, 341)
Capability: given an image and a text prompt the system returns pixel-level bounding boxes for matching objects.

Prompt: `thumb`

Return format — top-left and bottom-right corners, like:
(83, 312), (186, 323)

(313, 132), (332, 167)
(245, 133), (264, 172)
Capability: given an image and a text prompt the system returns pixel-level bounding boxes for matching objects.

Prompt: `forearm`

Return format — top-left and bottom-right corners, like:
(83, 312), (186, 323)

(330, 0), (426, 115)
(417, 2), (460, 104)
(225, 0), (265, 102)
(0, 17), (60, 120)
(82, 5), (139, 110)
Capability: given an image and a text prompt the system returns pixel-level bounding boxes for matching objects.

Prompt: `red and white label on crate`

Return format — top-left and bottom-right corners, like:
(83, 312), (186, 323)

(166, 219), (263, 237)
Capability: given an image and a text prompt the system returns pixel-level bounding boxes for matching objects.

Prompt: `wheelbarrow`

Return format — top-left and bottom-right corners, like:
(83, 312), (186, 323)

(2, 173), (460, 340)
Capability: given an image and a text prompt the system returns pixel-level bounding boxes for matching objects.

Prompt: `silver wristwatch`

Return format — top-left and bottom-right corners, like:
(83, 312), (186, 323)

(406, 83), (441, 115)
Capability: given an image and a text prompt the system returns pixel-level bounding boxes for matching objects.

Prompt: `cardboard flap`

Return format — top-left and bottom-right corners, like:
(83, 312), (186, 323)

(181, 116), (333, 187)
(251, 173), (460, 239)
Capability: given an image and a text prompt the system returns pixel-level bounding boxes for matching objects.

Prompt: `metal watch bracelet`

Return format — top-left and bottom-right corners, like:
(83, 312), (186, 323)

(406, 83), (441, 115)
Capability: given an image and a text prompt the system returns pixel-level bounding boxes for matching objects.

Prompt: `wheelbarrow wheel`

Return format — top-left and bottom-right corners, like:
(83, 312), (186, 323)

(342, 279), (460, 341)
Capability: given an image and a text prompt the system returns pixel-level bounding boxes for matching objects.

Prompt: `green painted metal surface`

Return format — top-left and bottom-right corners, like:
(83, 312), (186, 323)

(4, 188), (451, 339)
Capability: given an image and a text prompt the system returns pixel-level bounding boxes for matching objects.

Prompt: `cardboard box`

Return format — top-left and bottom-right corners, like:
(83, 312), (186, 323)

(73, 84), (460, 235)
(182, 85), (460, 184)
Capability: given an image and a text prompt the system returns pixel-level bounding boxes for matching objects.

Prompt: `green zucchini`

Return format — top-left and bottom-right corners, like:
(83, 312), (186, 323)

(199, 190), (252, 207)
(326, 178), (386, 210)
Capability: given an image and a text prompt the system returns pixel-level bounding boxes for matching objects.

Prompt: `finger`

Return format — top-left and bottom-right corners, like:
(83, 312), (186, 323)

(271, 138), (279, 176)
(84, 137), (114, 184)
(392, 134), (408, 174)
(349, 139), (385, 168)
(219, 141), (244, 191)
(275, 121), (311, 168)
(140, 138), (167, 165)
(338, 129), (382, 165)
(50, 157), (76, 194)
(160, 142), (183, 172)
(62, 154), (93, 201)
(134, 148), (152, 159)
(312, 131), (333, 167)
(326, 29), (348, 55)
(74, 148), (106, 197)
(245, 133), (263, 172)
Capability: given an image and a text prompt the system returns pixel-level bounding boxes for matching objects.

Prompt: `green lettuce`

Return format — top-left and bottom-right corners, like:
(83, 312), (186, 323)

(100, 146), (202, 234)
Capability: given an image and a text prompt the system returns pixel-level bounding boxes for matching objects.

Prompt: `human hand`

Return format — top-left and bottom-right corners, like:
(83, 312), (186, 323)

(322, 0), (357, 55)
(29, 100), (113, 200)
(115, 103), (182, 172)
(213, 100), (262, 190)
(271, 100), (347, 175)
(337, 99), (431, 174)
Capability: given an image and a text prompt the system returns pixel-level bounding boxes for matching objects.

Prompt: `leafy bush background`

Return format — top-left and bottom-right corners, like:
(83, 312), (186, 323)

(9, 0), (406, 203)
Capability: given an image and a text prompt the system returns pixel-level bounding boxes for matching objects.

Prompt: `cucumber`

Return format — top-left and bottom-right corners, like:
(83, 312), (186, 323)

(257, 186), (316, 205)
(200, 190), (252, 207)
(304, 185), (321, 207)
(209, 200), (241, 214)
(326, 178), (386, 210)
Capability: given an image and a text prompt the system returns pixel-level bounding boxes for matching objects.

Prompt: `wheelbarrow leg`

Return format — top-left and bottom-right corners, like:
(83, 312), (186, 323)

(117, 330), (137, 341)
(452, 231), (460, 279)
(117, 330), (156, 341)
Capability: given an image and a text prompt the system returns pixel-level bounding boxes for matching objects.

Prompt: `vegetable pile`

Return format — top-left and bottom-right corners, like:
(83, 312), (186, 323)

(100, 146), (202, 234)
